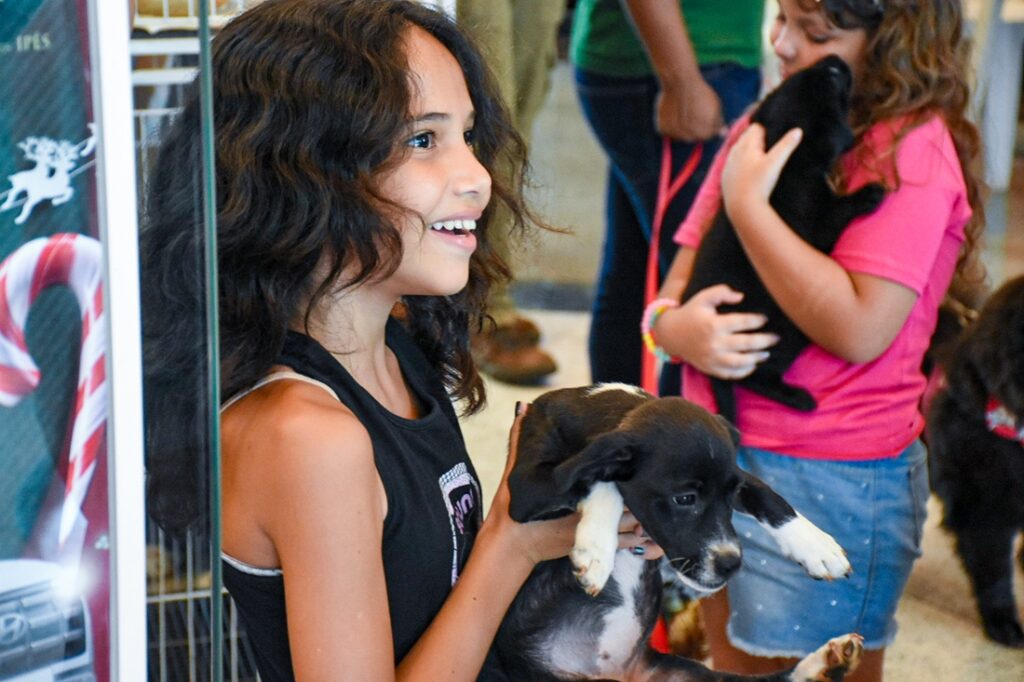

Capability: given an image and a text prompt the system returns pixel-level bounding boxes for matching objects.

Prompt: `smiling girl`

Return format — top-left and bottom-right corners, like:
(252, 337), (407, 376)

(139, 1), (664, 680)
(650, 1), (985, 680)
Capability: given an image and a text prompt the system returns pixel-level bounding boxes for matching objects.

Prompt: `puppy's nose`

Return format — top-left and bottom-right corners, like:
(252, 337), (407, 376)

(713, 551), (742, 579)
(828, 64), (851, 92)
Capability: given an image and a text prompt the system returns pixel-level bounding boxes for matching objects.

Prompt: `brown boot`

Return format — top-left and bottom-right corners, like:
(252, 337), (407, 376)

(473, 316), (557, 385)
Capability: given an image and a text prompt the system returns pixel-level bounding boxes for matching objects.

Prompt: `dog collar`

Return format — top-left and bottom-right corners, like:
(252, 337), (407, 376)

(985, 397), (1024, 445)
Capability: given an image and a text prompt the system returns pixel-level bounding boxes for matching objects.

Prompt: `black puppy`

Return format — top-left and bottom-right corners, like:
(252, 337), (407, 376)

(494, 384), (859, 681)
(927, 275), (1024, 647)
(681, 55), (885, 423)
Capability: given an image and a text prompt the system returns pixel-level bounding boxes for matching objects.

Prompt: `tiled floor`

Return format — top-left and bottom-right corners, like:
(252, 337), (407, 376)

(459, 62), (1024, 680)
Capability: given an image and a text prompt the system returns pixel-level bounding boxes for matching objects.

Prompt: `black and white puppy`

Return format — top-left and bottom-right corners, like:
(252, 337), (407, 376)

(494, 384), (858, 681)
(681, 55), (885, 423)
(927, 275), (1024, 647)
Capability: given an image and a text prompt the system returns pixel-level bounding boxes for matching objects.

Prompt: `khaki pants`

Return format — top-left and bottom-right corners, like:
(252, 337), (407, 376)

(457, 0), (565, 323)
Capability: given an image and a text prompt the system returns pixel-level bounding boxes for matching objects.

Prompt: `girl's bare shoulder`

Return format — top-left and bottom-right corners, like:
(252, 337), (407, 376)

(222, 374), (375, 483)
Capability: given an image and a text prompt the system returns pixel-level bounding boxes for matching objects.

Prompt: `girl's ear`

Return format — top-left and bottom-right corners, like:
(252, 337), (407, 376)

(551, 431), (637, 495)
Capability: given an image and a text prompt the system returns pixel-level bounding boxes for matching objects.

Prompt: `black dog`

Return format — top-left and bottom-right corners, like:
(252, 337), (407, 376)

(681, 55), (885, 423)
(494, 384), (860, 681)
(927, 275), (1024, 647)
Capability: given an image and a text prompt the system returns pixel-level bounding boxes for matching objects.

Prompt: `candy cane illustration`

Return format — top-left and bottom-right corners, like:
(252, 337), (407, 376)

(0, 233), (106, 557)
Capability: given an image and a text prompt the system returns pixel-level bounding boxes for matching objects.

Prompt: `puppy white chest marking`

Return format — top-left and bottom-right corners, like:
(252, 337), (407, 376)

(594, 553), (645, 675)
(768, 512), (851, 579)
(542, 553), (646, 679)
(571, 482), (623, 595)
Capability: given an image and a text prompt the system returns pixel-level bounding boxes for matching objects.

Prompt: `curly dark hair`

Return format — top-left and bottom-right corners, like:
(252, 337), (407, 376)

(141, 0), (536, 529)
(800, 0), (986, 288)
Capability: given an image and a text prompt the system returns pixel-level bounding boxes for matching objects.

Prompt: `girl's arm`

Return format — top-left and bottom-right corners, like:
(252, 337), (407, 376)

(720, 124), (917, 363)
(652, 113), (778, 380)
(223, 383), (400, 679)
(262, 403), (395, 680)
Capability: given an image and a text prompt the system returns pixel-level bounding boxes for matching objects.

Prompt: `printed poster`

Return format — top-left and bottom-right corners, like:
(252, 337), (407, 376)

(0, 0), (111, 679)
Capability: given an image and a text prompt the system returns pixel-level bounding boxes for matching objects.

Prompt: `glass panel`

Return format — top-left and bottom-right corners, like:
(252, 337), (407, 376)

(132, 0), (257, 679)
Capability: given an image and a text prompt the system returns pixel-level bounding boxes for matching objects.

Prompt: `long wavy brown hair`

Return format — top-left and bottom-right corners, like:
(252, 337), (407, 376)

(141, 0), (538, 529)
(801, 0), (987, 287)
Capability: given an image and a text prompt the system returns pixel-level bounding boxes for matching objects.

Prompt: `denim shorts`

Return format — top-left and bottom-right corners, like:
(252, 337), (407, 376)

(725, 440), (929, 656)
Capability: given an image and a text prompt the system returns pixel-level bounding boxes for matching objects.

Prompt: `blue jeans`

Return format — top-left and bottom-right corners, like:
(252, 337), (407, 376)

(574, 64), (760, 394)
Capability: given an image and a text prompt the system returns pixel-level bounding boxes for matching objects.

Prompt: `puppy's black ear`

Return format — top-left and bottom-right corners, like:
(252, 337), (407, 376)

(551, 431), (636, 495)
(716, 415), (741, 446)
(733, 470), (797, 528)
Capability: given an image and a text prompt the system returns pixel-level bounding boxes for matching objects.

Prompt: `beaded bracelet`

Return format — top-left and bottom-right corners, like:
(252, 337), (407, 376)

(641, 297), (682, 364)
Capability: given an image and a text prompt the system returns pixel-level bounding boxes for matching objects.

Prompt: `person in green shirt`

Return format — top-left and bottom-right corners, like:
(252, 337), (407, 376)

(571, 0), (764, 395)
(458, 0), (565, 385)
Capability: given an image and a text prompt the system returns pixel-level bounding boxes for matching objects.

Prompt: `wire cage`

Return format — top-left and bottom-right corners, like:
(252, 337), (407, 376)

(145, 522), (260, 682)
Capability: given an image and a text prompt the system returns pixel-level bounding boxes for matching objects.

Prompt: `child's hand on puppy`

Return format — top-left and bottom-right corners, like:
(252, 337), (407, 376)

(617, 510), (664, 560)
(722, 123), (803, 223)
(488, 403), (580, 567)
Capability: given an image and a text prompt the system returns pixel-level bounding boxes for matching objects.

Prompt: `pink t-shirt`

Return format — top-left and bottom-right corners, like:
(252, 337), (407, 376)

(673, 114), (971, 460)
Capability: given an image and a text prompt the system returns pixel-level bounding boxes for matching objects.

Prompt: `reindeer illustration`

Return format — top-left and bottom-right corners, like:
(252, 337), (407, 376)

(1, 125), (97, 225)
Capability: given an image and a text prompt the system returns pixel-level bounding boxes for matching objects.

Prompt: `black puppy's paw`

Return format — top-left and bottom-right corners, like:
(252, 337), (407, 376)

(746, 379), (816, 413)
(982, 611), (1024, 648)
(831, 180), (888, 223)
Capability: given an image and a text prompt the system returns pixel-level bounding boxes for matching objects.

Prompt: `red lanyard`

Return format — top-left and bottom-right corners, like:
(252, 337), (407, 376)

(641, 138), (703, 393)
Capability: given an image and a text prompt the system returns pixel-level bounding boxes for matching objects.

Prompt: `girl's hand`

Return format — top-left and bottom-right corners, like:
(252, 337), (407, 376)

(488, 404), (579, 566)
(721, 123), (802, 224)
(489, 408), (666, 565)
(617, 511), (664, 560)
(655, 285), (778, 379)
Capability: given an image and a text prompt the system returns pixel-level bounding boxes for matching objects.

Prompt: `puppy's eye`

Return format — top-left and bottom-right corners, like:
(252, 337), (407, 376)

(672, 493), (697, 507)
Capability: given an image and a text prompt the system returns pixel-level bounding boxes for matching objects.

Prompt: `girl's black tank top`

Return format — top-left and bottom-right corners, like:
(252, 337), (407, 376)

(222, 320), (504, 680)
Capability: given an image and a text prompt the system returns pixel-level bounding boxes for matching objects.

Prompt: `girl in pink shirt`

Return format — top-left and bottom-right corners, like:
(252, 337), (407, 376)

(648, 2), (985, 680)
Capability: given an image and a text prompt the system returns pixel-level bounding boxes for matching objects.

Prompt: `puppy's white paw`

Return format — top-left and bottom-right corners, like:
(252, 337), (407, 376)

(790, 633), (863, 681)
(769, 513), (851, 580)
(571, 482), (623, 596)
(571, 541), (616, 596)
